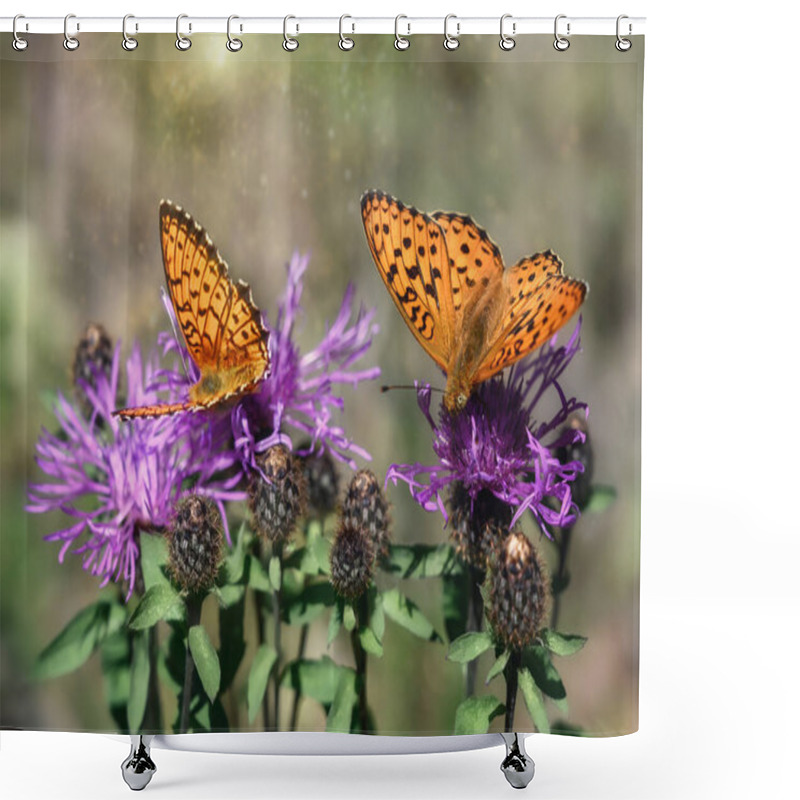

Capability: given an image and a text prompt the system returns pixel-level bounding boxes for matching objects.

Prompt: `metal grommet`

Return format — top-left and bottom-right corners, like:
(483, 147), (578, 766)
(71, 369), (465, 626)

(227, 15), (243, 52)
(175, 14), (191, 51)
(553, 14), (570, 51)
(339, 14), (354, 51)
(443, 14), (460, 51)
(499, 14), (516, 51)
(122, 14), (138, 51)
(63, 13), (80, 51)
(615, 15), (632, 52)
(394, 14), (410, 51)
(12, 15), (28, 51)
(283, 15), (299, 51)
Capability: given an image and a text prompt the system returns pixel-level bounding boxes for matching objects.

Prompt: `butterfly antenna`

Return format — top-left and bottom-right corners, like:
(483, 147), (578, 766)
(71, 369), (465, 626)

(381, 384), (445, 394)
(160, 285), (192, 379)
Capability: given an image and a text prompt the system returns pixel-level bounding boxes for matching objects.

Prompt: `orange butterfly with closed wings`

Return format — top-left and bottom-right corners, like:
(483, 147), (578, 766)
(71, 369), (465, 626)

(361, 190), (587, 413)
(114, 201), (270, 419)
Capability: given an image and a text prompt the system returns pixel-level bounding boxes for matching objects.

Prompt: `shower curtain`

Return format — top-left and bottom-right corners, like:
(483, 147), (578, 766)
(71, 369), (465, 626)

(0, 29), (642, 739)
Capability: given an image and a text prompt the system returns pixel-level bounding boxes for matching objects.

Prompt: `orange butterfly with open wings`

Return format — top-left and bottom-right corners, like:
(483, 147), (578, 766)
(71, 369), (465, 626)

(361, 190), (587, 413)
(114, 201), (270, 419)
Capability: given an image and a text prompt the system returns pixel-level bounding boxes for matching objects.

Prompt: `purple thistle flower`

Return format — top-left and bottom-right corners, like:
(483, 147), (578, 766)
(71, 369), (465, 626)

(158, 251), (380, 476)
(386, 319), (588, 538)
(27, 340), (243, 600)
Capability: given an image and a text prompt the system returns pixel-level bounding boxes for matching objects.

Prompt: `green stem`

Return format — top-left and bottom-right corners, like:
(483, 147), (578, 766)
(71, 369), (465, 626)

(551, 525), (573, 631)
(466, 565), (485, 697)
(255, 590), (270, 729)
(142, 625), (161, 732)
(289, 625), (309, 732)
(272, 540), (284, 731)
(179, 596), (203, 734)
(504, 650), (521, 732)
(351, 594), (370, 733)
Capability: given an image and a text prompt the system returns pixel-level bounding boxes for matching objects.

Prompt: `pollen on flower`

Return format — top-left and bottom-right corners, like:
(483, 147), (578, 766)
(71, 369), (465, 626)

(342, 469), (391, 561)
(487, 532), (550, 651)
(248, 444), (307, 543)
(167, 495), (224, 593)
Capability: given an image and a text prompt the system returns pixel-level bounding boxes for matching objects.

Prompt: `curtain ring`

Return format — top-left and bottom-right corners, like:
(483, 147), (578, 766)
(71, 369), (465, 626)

(394, 15), (410, 51)
(227, 15), (243, 52)
(443, 14), (460, 51)
(63, 13), (80, 51)
(499, 14), (516, 51)
(615, 15), (632, 51)
(283, 15), (299, 51)
(553, 14), (570, 51)
(12, 15), (28, 51)
(339, 14), (355, 50)
(176, 14), (192, 51)
(122, 14), (138, 51)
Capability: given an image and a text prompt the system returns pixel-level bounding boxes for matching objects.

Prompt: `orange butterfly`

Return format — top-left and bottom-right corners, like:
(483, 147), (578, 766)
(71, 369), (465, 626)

(361, 190), (587, 414)
(114, 201), (270, 419)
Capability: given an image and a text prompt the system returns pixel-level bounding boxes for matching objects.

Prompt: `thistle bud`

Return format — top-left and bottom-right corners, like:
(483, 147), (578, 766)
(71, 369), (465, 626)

(72, 322), (113, 417)
(167, 495), (223, 593)
(487, 533), (550, 651)
(299, 445), (339, 517)
(330, 520), (375, 600)
(341, 469), (390, 560)
(556, 412), (593, 510)
(248, 445), (307, 543)
(448, 483), (512, 572)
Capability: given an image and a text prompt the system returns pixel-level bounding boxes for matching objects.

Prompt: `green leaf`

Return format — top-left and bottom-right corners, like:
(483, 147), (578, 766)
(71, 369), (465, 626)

(442, 567), (470, 642)
(328, 598), (344, 645)
(218, 596), (246, 695)
(127, 630), (150, 732)
(541, 630), (587, 657)
(325, 670), (357, 733)
(485, 649), (511, 684)
(382, 589), (441, 642)
(35, 599), (126, 680)
(522, 646), (566, 700)
(453, 695), (505, 735)
(284, 545), (321, 576)
(139, 532), (169, 591)
(583, 485), (616, 513)
(519, 667), (550, 733)
(214, 582), (246, 608)
(343, 603), (357, 631)
(368, 589), (385, 643)
(221, 522), (248, 584)
(310, 533), (331, 575)
(281, 657), (352, 706)
(247, 555), (273, 592)
(447, 631), (493, 663)
(268, 556), (282, 591)
(246, 644), (278, 723)
(100, 628), (132, 731)
(359, 626), (383, 657)
(283, 582), (336, 626)
(129, 584), (183, 630)
(386, 544), (457, 578)
(188, 625), (221, 703)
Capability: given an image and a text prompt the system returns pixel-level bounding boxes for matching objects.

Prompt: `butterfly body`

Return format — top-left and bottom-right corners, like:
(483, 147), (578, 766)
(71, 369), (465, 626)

(361, 191), (587, 413)
(114, 202), (270, 420)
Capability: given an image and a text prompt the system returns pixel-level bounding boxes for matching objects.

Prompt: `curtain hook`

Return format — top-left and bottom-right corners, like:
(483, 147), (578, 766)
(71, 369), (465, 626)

(499, 14), (516, 51)
(227, 15), (243, 52)
(122, 14), (138, 51)
(283, 15), (299, 51)
(553, 14), (570, 51)
(394, 14), (410, 51)
(12, 15), (29, 51)
(63, 13), (80, 51)
(339, 14), (355, 50)
(615, 15), (632, 51)
(443, 14), (460, 51)
(176, 14), (192, 51)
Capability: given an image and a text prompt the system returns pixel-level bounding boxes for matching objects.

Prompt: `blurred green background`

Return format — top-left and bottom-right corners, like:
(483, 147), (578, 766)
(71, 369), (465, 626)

(0, 34), (641, 735)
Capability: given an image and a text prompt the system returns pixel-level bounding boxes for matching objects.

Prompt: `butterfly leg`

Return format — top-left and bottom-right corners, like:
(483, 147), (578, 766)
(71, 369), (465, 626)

(499, 732), (535, 789)
(121, 734), (157, 791)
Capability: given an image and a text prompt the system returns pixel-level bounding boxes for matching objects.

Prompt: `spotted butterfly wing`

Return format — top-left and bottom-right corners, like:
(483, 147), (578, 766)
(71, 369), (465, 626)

(114, 202), (270, 419)
(361, 190), (454, 369)
(473, 250), (587, 382)
(362, 191), (587, 413)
